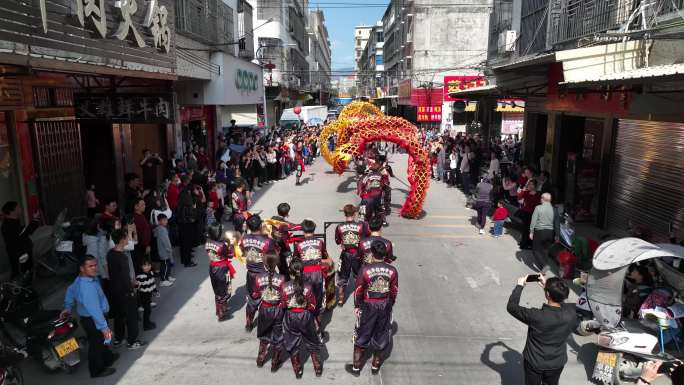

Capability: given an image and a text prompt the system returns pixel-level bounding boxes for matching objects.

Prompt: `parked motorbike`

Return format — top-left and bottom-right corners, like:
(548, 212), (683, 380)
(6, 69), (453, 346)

(35, 209), (87, 278)
(0, 273), (82, 373)
(0, 345), (25, 385)
(578, 238), (684, 385)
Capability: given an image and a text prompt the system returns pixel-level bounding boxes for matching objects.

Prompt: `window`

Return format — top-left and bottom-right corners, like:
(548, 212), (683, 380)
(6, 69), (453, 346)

(376, 31), (383, 42)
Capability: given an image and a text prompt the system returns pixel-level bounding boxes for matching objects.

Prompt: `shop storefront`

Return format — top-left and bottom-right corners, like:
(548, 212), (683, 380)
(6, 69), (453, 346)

(0, 0), (176, 220)
(76, 89), (175, 209)
(179, 105), (216, 161)
(178, 52), (264, 141)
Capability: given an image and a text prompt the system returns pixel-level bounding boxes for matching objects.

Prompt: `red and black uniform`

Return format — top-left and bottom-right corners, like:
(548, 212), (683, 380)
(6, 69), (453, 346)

(359, 235), (394, 265)
(270, 215), (303, 281)
(295, 143), (305, 175)
(240, 234), (275, 320)
(282, 281), (321, 365)
(254, 272), (286, 347)
(293, 237), (328, 315)
(360, 170), (389, 221)
(206, 239), (236, 319)
(381, 167), (392, 216)
(335, 221), (370, 290)
(353, 262), (399, 351)
(231, 190), (248, 233)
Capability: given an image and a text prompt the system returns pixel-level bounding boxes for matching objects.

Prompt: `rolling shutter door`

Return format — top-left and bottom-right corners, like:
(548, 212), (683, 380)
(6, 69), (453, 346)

(607, 119), (684, 239)
(32, 120), (85, 223)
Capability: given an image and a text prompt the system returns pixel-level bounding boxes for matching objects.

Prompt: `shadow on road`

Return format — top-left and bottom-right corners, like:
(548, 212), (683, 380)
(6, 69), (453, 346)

(480, 341), (523, 385)
(568, 335), (599, 380)
(515, 250), (538, 272)
(227, 285), (247, 318)
(336, 176), (357, 193)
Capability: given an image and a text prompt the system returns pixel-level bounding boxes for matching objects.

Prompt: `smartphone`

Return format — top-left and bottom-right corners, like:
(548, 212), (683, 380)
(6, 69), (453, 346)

(526, 274), (541, 282)
(658, 361), (674, 374)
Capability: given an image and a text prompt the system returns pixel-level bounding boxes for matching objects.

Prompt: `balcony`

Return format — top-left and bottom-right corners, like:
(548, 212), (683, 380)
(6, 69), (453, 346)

(549, 0), (684, 48)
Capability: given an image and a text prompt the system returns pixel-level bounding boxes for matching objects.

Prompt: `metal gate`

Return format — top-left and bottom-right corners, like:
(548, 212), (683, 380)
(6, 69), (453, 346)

(607, 119), (684, 239)
(32, 120), (85, 223)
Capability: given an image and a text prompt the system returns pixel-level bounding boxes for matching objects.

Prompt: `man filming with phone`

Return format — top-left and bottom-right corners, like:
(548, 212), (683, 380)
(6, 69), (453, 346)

(507, 274), (579, 385)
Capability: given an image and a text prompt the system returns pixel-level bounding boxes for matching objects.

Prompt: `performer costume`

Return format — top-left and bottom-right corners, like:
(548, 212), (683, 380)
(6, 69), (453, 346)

(293, 237), (328, 316)
(231, 190), (248, 233)
(282, 281), (323, 377)
(239, 233), (275, 327)
(269, 215), (302, 280)
(335, 220), (370, 302)
(359, 235), (395, 265)
(206, 239), (236, 321)
(381, 164), (393, 217)
(352, 260), (398, 374)
(253, 272), (286, 369)
(295, 143), (305, 185)
(360, 169), (389, 222)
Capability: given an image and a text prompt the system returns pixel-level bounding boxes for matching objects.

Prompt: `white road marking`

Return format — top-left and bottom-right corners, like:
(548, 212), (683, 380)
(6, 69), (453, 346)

(465, 276), (478, 289)
(484, 266), (501, 286)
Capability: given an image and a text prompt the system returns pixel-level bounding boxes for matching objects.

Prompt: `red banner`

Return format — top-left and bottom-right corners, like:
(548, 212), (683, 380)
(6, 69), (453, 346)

(416, 105), (442, 122)
(443, 76), (487, 101)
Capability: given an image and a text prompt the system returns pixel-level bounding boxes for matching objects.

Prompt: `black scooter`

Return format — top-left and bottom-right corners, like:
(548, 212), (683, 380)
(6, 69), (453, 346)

(0, 273), (82, 373)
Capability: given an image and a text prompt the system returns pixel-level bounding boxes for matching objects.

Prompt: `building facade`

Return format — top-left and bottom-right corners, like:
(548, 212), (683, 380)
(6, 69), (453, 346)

(379, 0), (493, 130)
(0, 0), (177, 277)
(459, 0), (684, 238)
(250, 0), (315, 128)
(307, 10), (332, 106)
(354, 25), (373, 69)
(357, 23), (385, 100)
(175, 0), (264, 156)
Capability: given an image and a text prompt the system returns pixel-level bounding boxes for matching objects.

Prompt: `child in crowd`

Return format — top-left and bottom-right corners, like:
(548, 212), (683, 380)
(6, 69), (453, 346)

(154, 214), (175, 287)
(136, 259), (157, 331)
(207, 201), (217, 227)
(84, 184), (99, 218)
(491, 200), (509, 238)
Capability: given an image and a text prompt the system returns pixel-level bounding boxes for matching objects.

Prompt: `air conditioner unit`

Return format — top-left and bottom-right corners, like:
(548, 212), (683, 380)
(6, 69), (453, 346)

(498, 30), (517, 53)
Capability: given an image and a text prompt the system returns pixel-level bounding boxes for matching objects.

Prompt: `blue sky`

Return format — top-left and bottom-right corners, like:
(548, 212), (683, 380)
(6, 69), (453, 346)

(317, 1), (389, 70)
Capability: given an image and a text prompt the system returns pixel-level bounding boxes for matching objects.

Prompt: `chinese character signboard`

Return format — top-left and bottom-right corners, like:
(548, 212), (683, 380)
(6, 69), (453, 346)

(444, 76), (487, 101)
(74, 94), (174, 123)
(416, 106), (442, 123)
(9, 0), (175, 75)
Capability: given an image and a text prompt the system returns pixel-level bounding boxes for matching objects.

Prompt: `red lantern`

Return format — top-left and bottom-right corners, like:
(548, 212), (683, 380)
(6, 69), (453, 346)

(293, 106), (302, 115)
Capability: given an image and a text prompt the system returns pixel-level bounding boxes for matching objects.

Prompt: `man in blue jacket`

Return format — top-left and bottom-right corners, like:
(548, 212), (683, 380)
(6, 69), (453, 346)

(62, 255), (118, 378)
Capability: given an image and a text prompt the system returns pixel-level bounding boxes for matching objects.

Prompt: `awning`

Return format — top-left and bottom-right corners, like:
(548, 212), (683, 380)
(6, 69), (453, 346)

(491, 52), (556, 71)
(448, 84), (499, 98)
(560, 63), (684, 86)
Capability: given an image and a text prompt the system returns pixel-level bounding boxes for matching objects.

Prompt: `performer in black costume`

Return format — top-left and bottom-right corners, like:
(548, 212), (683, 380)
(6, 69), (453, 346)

(253, 253), (286, 371)
(283, 259), (323, 378)
(205, 223), (235, 322)
(334, 204), (369, 306)
(346, 240), (398, 377)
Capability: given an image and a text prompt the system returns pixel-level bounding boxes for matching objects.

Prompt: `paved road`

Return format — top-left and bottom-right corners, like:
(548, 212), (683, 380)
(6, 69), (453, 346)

(24, 154), (600, 385)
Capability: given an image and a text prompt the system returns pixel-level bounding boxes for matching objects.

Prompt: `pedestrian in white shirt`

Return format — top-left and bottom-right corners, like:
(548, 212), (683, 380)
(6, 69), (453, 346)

(488, 152), (501, 179)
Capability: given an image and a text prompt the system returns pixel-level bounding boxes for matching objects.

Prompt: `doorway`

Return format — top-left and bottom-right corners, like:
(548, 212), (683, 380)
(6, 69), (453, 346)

(80, 121), (117, 207)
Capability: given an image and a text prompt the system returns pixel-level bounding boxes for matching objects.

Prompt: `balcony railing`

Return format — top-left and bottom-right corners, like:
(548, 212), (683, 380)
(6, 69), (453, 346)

(519, 0), (550, 55)
(549, 0), (684, 47)
(550, 0), (634, 46)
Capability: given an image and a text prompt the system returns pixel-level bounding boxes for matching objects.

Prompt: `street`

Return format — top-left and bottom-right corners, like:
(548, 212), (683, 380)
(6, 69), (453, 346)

(25, 155), (598, 385)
